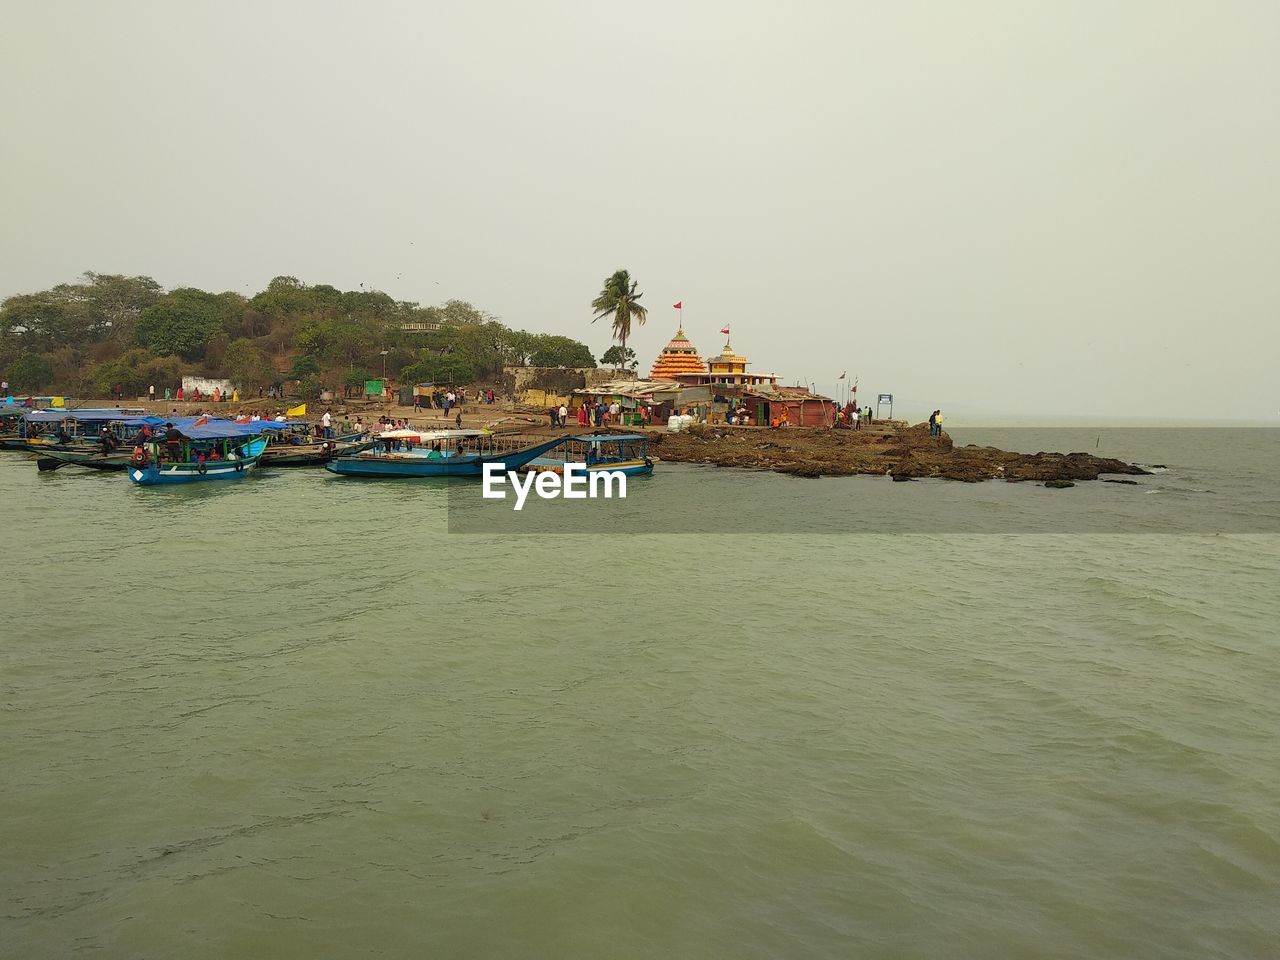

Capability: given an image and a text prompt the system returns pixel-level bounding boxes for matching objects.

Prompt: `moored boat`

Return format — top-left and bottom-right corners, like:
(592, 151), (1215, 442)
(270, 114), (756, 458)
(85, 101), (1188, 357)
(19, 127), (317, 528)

(523, 434), (657, 477)
(127, 422), (270, 485)
(324, 429), (571, 478)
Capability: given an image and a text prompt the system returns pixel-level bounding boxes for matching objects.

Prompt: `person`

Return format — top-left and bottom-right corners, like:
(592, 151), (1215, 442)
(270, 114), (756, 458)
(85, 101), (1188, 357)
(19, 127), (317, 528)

(936, 410), (944, 435)
(148, 384), (156, 402)
(164, 422), (184, 461)
(852, 407), (860, 430)
(928, 410), (938, 436)
(322, 410), (333, 438)
(455, 411), (463, 429)
(558, 403), (568, 428)
(549, 406), (559, 428)
(98, 427), (118, 454)
(413, 394), (421, 411)
(609, 401), (621, 423)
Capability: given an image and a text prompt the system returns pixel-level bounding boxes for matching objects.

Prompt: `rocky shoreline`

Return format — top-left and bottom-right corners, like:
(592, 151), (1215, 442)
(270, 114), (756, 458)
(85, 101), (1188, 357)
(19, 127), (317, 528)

(642, 424), (1149, 484)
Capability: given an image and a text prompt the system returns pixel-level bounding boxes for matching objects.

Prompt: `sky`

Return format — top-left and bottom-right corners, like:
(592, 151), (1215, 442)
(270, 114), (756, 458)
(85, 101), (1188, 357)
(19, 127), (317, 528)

(1, 0), (1276, 419)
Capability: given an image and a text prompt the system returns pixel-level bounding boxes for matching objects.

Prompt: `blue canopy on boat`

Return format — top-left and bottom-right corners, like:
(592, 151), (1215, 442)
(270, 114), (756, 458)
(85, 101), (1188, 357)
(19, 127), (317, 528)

(165, 417), (269, 440)
(25, 409), (166, 424)
(25, 409), (163, 424)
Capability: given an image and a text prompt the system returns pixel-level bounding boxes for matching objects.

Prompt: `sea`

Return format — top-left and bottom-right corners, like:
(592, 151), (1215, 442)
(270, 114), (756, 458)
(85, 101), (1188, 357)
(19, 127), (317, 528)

(4, 426), (1278, 959)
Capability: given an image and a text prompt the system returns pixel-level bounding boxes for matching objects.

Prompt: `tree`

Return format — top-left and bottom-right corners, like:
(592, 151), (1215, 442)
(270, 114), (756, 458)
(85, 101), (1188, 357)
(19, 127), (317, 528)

(133, 288), (227, 360)
(288, 354), (320, 380)
(223, 338), (274, 389)
(591, 269), (647, 364)
(600, 345), (637, 371)
(4, 352), (54, 391)
(530, 334), (596, 368)
(342, 369), (372, 397)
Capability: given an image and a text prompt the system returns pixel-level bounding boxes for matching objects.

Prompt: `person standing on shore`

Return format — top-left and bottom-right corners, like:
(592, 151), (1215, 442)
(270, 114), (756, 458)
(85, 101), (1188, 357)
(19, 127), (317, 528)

(148, 384), (156, 402)
(558, 403), (568, 428)
(322, 409), (332, 438)
(928, 410), (938, 436)
(936, 411), (945, 436)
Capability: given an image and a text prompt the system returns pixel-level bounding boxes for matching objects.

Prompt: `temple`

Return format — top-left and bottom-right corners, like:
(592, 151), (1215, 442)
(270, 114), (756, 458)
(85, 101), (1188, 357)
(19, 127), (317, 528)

(573, 324), (833, 428)
(649, 327), (780, 390)
(648, 328), (707, 383)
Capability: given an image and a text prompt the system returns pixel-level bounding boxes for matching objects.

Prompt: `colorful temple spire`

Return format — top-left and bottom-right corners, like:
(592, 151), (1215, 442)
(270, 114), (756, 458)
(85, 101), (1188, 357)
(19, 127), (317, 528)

(649, 327), (707, 381)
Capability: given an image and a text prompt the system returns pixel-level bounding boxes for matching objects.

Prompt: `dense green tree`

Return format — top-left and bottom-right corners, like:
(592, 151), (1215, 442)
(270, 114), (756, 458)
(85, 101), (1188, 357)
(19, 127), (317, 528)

(4, 352), (55, 391)
(599, 345), (637, 370)
(400, 355), (476, 386)
(288, 354), (320, 380)
(133, 288), (230, 360)
(530, 334), (596, 367)
(591, 269), (647, 363)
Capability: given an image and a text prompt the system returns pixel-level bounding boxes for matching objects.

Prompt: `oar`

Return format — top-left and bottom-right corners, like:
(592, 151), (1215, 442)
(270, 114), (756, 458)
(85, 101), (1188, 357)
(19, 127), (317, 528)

(36, 457), (66, 472)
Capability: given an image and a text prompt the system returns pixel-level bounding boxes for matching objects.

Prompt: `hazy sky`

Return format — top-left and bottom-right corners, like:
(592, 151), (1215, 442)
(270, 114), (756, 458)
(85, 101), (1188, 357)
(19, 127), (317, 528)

(2, 1), (1276, 418)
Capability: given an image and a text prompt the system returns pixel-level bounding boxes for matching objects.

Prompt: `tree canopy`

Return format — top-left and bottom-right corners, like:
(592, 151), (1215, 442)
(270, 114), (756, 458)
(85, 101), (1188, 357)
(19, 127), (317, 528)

(1, 272), (597, 397)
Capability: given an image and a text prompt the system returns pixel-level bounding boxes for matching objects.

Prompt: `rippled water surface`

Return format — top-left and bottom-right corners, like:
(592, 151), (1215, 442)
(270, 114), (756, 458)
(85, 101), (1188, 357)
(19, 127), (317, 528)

(4, 431), (1279, 958)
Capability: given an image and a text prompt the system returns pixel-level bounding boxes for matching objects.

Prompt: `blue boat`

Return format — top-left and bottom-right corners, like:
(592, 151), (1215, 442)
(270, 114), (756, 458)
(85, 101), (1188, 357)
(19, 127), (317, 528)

(325, 429), (572, 478)
(524, 434), (657, 477)
(127, 420), (270, 485)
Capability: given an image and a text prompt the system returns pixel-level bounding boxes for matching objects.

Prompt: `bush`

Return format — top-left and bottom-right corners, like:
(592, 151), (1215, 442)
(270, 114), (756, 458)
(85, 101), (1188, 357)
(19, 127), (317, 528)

(5, 352), (54, 391)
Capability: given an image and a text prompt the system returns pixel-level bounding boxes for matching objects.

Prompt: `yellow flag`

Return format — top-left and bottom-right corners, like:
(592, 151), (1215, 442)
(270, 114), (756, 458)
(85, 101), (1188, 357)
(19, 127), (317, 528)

(286, 403), (307, 417)
(51, 396), (66, 407)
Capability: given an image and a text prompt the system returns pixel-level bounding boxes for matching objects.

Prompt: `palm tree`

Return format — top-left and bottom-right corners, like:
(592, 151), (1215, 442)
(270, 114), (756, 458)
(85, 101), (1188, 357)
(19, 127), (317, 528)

(591, 269), (647, 373)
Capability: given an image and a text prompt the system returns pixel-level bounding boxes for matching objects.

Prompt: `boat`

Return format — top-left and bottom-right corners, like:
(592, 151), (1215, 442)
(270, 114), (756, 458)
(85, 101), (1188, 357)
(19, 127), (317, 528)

(14, 408), (159, 454)
(36, 446), (140, 472)
(523, 434), (657, 477)
(324, 429), (572, 478)
(257, 424), (374, 466)
(127, 421), (270, 485)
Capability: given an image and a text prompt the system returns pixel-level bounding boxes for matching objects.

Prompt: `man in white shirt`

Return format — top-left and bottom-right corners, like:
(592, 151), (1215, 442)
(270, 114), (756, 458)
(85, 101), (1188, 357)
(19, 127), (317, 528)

(558, 404), (568, 427)
(322, 410), (333, 438)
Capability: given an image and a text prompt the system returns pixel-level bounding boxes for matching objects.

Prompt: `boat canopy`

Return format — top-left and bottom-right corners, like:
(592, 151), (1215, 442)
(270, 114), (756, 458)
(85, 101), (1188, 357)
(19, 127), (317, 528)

(25, 409), (164, 425)
(379, 428), (492, 440)
(166, 418), (271, 439)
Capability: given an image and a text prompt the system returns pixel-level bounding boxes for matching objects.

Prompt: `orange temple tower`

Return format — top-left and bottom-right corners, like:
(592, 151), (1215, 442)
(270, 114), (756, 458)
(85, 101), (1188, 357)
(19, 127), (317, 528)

(648, 328), (707, 383)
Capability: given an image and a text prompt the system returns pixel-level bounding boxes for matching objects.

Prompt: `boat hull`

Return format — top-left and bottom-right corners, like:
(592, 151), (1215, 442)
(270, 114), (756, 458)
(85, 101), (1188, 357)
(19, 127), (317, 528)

(128, 438), (268, 485)
(525, 458), (655, 477)
(261, 439), (376, 466)
(324, 435), (572, 478)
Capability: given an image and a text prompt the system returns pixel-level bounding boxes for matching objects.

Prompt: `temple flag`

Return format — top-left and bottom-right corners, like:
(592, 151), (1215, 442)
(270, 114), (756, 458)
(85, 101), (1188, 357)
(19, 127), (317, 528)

(286, 403), (307, 417)
(720, 326), (730, 335)
(673, 301), (682, 309)
(838, 371), (846, 379)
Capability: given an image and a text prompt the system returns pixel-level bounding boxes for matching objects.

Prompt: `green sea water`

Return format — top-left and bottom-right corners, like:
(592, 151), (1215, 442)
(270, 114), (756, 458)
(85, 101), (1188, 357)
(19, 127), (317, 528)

(4, 429), (1279, 959)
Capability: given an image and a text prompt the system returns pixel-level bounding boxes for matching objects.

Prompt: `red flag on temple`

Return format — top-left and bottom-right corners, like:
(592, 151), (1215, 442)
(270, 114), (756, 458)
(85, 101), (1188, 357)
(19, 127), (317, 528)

(673, 301), (682, 309)
(720, 326), (730, 335)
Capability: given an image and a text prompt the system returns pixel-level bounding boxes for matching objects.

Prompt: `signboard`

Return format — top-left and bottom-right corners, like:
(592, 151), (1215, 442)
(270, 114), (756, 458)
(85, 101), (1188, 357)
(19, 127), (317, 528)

(877, 394), (893, 404)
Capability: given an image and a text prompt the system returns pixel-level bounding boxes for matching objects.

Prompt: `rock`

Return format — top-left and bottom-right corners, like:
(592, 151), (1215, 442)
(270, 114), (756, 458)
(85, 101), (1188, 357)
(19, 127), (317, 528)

(890, 473), (916, 482)
(1103, 478), (1138, 485)
(1044, 479), (1076, 489)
